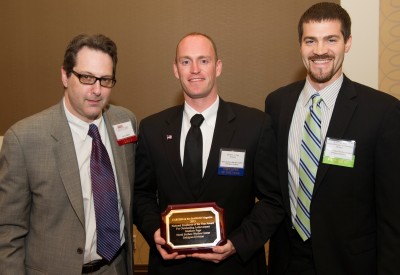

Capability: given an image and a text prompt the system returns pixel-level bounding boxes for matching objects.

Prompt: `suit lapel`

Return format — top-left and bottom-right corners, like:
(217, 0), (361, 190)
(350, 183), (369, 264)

(52, 102), (85, 226)
(200, 100), (236, 194)
(313, 76), (358, 195)
(279, 83), (304, 214)
(164, 106), (196, 198)
(103, 108), (132, 219)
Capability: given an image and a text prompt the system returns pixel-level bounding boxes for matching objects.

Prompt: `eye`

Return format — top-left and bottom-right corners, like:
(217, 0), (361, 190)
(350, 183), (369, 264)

(81, 74), (95, 80)
(181, 60), (190, 65)
(304, 39), (314, 45)
(200, 59), (209, 64)
(101, 78), (113, 84)
(328, 38), (338, 43)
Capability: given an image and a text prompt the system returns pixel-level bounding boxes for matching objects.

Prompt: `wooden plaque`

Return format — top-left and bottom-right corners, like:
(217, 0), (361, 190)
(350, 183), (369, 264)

(160, 202), (226, 254)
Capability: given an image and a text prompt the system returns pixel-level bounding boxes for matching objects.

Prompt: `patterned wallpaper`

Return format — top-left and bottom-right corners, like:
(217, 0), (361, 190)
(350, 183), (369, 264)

(380, 0), (400, 98)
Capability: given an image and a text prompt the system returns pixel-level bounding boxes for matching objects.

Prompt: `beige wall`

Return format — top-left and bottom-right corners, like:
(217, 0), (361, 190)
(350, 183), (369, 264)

(379, 0), (400, 98)
(342, 0), (400, 100)
(342, 0), (379, 89)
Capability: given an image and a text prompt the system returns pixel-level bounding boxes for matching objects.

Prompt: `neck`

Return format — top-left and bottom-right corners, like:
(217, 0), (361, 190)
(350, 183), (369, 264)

(185, 94), (218, 113)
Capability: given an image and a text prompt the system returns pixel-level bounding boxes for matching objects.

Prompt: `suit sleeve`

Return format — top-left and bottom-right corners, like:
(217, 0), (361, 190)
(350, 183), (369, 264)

(0, 128), (31, 274)
(132, 121), (161, 247)
(376, 100), (400, 274)
(229, 114), (285, 262)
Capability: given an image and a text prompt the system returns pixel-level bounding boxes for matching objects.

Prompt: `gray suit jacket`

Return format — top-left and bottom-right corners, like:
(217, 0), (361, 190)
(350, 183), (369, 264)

(0, 101), (136, 275)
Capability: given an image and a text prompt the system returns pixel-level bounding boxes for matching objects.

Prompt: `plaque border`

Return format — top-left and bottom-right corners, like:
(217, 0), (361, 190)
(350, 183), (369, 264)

(160, 202), (226, 254)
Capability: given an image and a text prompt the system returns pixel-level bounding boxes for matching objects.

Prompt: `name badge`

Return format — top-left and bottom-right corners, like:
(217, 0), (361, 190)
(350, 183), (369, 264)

(112, 121), (137, 145)
(218, 148), (246, 176)
(322, 137), (356, 168)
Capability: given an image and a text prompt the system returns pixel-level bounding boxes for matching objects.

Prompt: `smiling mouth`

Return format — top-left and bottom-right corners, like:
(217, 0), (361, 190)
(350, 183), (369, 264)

(309, 54), (333, 64)
(189, 77), (205, 82)
(312, 59), (332, 64)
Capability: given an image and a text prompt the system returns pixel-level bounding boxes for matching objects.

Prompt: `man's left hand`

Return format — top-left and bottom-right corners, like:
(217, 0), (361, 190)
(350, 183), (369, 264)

(189, 239), (236, 263)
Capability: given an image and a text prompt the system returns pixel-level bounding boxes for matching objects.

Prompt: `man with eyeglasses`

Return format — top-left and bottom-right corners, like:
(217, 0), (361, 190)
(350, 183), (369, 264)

(0, 34), (137, 275)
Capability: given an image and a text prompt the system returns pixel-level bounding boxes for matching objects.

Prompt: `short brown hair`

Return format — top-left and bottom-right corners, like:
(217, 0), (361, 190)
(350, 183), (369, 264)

(62, 34), (118, 77)
(298, 2), (351, 43)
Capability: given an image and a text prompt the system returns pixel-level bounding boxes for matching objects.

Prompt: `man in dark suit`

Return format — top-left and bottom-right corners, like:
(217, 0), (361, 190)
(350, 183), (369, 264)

(0, 34), (136, 274)
(133, 32), (284, 274)
(265, 3), (400, 275)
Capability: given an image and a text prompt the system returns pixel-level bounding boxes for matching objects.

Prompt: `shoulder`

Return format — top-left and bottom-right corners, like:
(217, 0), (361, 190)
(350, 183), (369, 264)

(267, 80), (305, 102)
(140, 105), (182, 126)
(344, 77), (399, 109)
(107, 104), (136, 119)
(105, 104), (137, 128)
(221, 100), (269, 124)
(8, 104), (61, 134)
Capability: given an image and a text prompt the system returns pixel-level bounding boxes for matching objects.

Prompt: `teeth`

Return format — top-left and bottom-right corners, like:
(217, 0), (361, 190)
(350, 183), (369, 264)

(313, 59), (330, 63)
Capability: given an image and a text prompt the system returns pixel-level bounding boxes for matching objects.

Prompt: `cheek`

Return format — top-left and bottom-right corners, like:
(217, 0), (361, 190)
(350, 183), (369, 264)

(102, 90), (112, 100)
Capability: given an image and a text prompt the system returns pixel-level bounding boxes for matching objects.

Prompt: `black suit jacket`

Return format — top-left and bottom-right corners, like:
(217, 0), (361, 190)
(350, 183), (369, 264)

(265, 76), (400, 275)
(134, 99), (284, 275)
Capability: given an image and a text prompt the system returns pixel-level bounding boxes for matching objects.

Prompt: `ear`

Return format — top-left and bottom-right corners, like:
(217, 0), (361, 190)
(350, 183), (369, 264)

(345, 35), (352, 53)
(173, 62), (180, 79)
(61, 67), (69, 88)
(215, 59), (222, 77)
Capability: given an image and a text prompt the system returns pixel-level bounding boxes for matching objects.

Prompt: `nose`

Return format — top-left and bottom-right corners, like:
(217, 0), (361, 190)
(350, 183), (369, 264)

(190, 61), (200, 74)
(314, 41), (328, 55)
(91, 80), (102, 96)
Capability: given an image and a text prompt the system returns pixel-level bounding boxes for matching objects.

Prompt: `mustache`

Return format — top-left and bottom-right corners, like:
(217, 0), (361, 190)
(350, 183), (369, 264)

(309, 54), (334, 60)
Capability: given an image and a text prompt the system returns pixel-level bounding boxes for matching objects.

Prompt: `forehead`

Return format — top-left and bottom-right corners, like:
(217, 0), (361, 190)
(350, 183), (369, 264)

(302, 20), (343, 38)
(177, 35), (215, 58)
(75, 47), (113, 73)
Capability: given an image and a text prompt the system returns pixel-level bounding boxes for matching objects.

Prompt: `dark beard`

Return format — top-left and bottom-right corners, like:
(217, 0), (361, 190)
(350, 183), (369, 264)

(309, 67), (335, 83)
(308, 55), (335, 83)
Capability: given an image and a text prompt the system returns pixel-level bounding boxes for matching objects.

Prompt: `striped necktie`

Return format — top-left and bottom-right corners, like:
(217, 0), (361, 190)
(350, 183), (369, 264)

(294, 94), (322, 241)
(88, 124), (121, 262)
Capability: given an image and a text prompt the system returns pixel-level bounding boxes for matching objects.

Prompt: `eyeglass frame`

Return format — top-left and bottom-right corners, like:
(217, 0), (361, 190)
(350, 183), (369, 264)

(71, 70), (117, 88)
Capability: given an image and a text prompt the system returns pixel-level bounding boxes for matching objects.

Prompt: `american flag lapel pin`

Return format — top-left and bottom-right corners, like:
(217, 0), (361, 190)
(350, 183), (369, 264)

(166, 134), (172, 140)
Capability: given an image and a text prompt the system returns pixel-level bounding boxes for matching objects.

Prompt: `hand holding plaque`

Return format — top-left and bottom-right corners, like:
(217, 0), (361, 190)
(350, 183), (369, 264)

(160, 202), (226, 254)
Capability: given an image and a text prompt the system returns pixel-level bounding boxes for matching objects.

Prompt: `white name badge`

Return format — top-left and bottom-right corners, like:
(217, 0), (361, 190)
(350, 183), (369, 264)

(218, 149), (246, 176)
(112, 121), (137, 145)
(322, 137), (356, 168)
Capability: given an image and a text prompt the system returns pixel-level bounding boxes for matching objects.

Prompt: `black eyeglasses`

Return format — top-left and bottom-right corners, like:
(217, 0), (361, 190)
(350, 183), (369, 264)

(71, 70), (116, 88)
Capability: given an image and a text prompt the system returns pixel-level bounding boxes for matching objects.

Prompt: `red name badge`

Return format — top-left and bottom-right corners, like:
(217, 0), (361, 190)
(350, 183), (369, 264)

(112, 122), (137, 145)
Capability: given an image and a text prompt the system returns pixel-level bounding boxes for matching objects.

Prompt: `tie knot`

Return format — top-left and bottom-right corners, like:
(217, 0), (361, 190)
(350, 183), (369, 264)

(88, 124), (101, 140)
(311, 93), (322, 106)
(190, 114), (204, 128)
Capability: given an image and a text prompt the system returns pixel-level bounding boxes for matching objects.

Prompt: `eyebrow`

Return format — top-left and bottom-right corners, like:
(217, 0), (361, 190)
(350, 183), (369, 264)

(178, 55), (212, 60)
(303, 34), (341, 41)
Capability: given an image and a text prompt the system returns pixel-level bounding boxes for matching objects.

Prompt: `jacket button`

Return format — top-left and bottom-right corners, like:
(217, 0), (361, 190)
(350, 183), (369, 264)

(77, 248), (84, 254)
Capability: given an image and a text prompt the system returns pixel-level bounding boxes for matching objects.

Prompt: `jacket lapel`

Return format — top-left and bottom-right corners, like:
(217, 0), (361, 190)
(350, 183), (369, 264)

(164, 106), (196, 199)
(278, 82), (304, 214)
(313, 76), (358, 195)
(200, 99), (236, 194)
(52, 102), (85, 227)
(103, 108), (132, 219)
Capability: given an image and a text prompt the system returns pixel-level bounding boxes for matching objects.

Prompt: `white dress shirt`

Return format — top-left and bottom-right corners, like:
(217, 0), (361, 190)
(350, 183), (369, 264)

(288, 75), (343, 223)
(180, 96), (219, 176)
(63, 98), (125, 263)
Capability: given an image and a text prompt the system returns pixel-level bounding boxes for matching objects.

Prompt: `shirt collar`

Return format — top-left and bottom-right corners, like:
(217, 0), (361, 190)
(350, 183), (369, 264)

(63, 97), (104, 140)
(301, 74), (344, 110)
(184, 96), (219, 127)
